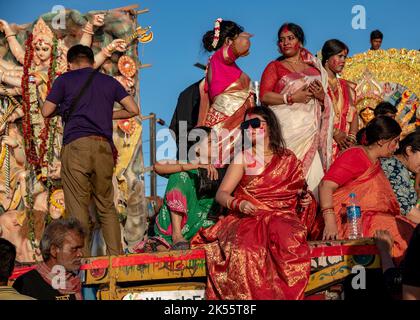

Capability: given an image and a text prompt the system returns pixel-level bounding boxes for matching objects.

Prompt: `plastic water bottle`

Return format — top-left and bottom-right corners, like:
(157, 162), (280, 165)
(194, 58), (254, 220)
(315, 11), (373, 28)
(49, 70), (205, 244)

(347, 193), (362, 239)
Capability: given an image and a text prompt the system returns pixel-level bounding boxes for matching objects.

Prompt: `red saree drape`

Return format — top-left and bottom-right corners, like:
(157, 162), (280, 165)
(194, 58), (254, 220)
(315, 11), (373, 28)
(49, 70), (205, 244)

(329, 79), (357, 160)
(314, 148), (415, 264)
(191, 151), (316, 300)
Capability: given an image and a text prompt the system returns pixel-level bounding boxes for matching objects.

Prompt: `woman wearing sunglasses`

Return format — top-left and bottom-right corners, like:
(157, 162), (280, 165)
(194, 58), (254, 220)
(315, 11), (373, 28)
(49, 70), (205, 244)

(260, 23), (334, 195)
(197, 18), (255, 161)
(191, 107), (316, 300)
(319, 116), (415, 264)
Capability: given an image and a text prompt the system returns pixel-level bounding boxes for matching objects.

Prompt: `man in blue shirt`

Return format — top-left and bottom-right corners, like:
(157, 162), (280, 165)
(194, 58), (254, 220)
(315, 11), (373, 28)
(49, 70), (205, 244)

(42, 45), (139, 256)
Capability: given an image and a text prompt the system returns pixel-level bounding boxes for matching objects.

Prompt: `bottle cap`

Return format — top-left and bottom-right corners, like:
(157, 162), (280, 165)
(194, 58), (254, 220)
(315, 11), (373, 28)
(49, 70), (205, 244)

(349, 193), (356, 198)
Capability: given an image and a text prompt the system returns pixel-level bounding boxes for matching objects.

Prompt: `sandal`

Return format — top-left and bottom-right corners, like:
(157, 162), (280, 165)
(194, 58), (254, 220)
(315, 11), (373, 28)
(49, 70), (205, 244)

(171, 241), (190, 251)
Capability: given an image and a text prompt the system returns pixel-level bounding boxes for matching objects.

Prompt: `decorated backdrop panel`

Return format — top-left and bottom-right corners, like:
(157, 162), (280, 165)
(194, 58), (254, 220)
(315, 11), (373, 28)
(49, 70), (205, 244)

(0, 5), (152, 262)
(342, 49), (420, 134)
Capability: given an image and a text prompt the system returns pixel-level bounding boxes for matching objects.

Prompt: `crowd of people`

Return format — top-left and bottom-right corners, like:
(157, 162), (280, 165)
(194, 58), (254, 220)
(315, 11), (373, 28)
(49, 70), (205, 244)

(145, 20), (420, 300)
(0, 17), (419, 301)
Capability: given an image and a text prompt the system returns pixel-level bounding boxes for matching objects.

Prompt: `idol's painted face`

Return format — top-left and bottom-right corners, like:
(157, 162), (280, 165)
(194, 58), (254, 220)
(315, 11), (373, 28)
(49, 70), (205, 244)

(278, 30), (301, 58)
(34, 42), (52, 62)
(327, 50), (348, 74)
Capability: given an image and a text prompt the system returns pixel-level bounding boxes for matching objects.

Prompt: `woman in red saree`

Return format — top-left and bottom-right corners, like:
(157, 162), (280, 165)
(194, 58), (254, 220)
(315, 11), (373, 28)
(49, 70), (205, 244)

(191, 107), (316, 300)
(321, 39), (358, 160)
(260, 23), (334, 195)
(319, 116), (415, 263)
(197, 18), (255, 163)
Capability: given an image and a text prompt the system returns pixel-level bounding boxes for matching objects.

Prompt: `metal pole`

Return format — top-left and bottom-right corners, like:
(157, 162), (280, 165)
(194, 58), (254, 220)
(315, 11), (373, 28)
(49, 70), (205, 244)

(149, 112), (157, 197)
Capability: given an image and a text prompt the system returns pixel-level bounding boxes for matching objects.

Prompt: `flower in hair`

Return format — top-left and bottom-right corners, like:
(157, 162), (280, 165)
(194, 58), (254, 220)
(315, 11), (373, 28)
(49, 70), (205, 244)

(212, 18), (223, 49)
(361, 131), (368, 146)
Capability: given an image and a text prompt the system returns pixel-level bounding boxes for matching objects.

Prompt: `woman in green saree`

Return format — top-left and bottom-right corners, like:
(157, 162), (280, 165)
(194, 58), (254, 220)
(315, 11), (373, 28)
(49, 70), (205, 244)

(146, 126), (220, 251)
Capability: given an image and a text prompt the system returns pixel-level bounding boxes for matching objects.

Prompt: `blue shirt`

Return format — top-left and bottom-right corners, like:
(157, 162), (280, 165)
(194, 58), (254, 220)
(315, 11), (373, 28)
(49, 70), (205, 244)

(46, 67), (129, 145)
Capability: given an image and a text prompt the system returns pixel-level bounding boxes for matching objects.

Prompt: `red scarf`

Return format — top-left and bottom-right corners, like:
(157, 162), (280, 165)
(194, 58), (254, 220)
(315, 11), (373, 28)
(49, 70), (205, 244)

(36, 262), (83, 300)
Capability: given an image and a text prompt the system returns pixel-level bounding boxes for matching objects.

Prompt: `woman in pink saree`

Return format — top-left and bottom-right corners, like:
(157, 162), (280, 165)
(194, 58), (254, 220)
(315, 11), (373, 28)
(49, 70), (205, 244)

(197, 19), (255, 163)
(260, 23), (334, 195)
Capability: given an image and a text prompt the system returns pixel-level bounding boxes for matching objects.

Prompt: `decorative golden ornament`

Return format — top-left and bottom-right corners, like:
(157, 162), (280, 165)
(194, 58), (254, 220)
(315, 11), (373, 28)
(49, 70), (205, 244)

(342, 49), (420, 132)
(118, 55), (137, 78)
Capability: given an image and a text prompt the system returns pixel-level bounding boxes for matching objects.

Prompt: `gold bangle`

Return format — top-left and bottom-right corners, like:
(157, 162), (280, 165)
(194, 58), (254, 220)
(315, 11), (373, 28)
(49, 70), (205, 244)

(226, 198), (233, 210)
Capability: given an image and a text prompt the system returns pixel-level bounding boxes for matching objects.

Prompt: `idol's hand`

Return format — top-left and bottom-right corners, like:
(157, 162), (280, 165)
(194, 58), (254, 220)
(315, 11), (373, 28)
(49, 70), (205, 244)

(0, 19), (11, 34)
(0, 122), (6, 135)
(111, 39), (127, 52)
(1, 135), (18, 148)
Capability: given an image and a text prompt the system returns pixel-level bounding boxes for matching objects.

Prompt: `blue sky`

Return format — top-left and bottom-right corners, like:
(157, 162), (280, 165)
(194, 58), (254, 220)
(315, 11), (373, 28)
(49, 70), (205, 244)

(1, 0), (419, 195)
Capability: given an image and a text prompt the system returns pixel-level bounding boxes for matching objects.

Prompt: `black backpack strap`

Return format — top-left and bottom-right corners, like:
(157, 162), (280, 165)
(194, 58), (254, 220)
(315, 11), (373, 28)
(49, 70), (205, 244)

(62, 69), (98, 124)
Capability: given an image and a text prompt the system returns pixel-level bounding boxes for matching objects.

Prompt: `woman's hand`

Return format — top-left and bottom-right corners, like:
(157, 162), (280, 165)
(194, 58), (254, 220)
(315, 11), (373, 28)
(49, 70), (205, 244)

(239, 200), (256, 215)
(322, 214), (339, 240)
(334, 130), (351, 150)
(299, 192), (313, 209)
(374, 230), (394, 256)
(309, 80), (325, 102)
(198, 164), (219, 181)
(291, 86), (313, 104)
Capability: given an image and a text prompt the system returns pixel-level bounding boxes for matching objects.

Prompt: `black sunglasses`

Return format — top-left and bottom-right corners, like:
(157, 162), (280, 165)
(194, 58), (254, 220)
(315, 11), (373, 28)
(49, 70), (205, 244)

(240, 118), (266, 130)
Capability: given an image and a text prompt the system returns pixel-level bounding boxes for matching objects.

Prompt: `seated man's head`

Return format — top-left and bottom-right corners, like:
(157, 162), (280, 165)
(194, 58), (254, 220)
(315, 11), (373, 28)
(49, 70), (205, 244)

(370, 30), (383, 50)
(374, 101), (397, 119)
(67, 44), (94, 71)
(40, 219), (85, 273)
(0, 238), (16, 286)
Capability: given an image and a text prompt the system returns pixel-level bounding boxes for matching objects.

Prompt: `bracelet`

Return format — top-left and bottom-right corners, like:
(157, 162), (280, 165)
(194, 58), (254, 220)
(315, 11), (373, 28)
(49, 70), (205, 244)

(287, 93), (293, 105)
(101, 47), (112, 57)
(322, 210), (335, 218)
(231, 198), (239, 211)
(347, 134), (357, 144)
(283, 93), (288, 105)
(230, 198), (244, 212)
(5, 34), (16, 39)
(226, 198), (233, 210)
(321, 207), (335, 215)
